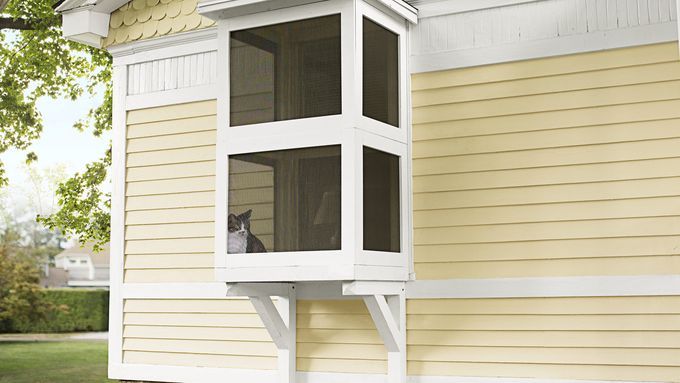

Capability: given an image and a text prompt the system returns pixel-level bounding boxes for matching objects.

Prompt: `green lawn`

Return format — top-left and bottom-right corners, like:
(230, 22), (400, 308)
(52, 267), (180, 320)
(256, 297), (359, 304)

(0, 341), (113, 383)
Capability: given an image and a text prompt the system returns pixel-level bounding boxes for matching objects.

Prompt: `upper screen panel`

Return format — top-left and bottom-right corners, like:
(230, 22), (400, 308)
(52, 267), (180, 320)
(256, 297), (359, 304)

(363, 17), (399, 128)
(229, 15), (342, 127)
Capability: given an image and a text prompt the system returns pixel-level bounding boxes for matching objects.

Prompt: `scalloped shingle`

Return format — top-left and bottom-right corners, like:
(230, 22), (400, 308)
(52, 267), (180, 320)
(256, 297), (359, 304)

(104, 0), (215, 47)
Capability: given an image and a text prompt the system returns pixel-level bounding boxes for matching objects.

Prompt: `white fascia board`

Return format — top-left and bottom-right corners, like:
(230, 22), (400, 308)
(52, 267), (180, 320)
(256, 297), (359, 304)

(61, 9), (110, 48)
(415, 0), (541, 18)
(56, 0), (129, 13)
(198, 0), (417, 23)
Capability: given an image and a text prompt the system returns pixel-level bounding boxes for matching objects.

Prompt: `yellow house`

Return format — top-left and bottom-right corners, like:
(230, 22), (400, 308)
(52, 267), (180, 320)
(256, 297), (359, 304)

(57, 0), (680, 382)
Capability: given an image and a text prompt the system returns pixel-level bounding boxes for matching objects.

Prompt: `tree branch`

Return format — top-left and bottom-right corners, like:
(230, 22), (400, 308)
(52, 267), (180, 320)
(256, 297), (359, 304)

(0, 17), (35, 31)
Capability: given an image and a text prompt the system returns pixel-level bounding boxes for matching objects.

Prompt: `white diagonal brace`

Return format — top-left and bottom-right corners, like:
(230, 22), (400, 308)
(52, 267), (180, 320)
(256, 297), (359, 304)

(362, 295), (402, 353)
(249, 295), (290, 349)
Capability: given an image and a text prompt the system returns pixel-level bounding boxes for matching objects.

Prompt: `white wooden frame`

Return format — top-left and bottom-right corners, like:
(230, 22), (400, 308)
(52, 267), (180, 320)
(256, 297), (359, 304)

(213, 0), (413, 282)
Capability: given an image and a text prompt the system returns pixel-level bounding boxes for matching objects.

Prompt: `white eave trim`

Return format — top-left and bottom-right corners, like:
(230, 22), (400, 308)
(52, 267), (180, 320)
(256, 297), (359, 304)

(197, 0), (418, 23)
(56, 0), (130, 13)
(61, 8), (110, 48)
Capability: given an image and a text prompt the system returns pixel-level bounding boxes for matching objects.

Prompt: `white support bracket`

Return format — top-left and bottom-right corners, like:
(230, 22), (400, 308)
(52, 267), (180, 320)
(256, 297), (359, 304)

(228, 283), (296, 383)
(344, 282), (406, 383)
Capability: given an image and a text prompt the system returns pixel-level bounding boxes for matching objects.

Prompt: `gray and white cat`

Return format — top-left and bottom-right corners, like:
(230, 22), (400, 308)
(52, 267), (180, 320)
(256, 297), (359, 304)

(227, 209), (267, 254)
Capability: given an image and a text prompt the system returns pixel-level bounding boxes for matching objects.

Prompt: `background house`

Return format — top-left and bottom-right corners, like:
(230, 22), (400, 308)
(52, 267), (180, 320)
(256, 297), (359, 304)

(42, 243), (110, 288)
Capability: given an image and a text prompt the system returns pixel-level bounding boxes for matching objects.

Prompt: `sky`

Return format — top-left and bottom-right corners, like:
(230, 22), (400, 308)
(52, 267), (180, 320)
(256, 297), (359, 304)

(1, 91), (111, 218)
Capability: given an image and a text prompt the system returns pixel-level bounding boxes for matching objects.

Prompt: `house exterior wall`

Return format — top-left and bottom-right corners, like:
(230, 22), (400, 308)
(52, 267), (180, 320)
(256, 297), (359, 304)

(411, 41), (680, 280)
(103, 0), (680, 381)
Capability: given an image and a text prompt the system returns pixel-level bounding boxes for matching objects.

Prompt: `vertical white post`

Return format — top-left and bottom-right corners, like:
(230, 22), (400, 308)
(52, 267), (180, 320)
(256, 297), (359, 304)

(108, 62), (127, 378)
(276, 284), (296, 383)
(387, 293), (406, 383)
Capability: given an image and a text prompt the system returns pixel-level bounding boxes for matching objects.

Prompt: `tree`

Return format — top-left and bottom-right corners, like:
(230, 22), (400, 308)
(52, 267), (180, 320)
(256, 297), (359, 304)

(0, 0), (111, 250)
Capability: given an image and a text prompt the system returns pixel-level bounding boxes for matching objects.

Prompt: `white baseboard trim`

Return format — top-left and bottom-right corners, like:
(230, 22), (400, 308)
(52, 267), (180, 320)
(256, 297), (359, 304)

(411, 22), (678, 73)
(111, 363), (659, 383)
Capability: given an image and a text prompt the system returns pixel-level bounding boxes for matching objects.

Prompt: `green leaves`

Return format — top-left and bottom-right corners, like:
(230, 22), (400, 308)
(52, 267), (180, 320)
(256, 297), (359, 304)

(38, 150), (111, 252)
(1, 0), (113, 247)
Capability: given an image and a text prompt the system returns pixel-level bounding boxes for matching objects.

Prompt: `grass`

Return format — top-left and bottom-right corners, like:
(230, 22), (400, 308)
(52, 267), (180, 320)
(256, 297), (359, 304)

(0, 341), (113, 383)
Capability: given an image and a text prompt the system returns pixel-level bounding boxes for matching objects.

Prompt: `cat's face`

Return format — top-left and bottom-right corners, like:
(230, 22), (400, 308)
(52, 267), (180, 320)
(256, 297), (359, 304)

(228, 210), (252, 235)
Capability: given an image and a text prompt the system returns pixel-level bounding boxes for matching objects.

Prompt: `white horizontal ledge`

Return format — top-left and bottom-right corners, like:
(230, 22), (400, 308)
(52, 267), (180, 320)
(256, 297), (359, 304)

(406, 275), (680, 299)
(122, 275), (680, 300)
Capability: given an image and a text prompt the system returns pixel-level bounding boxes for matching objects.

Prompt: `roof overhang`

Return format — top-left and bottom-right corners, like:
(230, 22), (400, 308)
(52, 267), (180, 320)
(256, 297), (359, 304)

(197, 0), (418, 24)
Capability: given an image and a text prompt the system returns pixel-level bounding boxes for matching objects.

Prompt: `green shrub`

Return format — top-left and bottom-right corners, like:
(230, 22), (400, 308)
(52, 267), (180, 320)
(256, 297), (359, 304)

(8, 289), (109, 333)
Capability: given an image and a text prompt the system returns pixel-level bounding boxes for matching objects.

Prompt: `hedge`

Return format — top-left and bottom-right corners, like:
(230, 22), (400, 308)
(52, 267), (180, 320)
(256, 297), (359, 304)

(8, 289), (109, 333)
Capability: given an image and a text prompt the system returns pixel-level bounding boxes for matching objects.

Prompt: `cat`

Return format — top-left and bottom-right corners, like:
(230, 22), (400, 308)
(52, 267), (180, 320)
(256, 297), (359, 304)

(227, 209), (267, 254)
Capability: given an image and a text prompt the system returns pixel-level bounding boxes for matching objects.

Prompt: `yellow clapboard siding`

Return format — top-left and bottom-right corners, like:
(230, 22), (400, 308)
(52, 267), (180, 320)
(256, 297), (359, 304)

(414, 235), (680, 263)
(407, 345), (680, 366)
(123, 338), (277, 357)
(126, 161), (216, 182)
(413, 118), (680, 158)
(124, 268), (215, 283)
(126, 192), (214, 211)
(407, 361), (679, 381)
(230, 171), (274, 189)
(123, 312), (265, 328)
(413, 157), (680, 193)
(414, 255), (680, 279)
(125, 222), (214, 240)
(297, 357), (386, 374)
(414, 216), (680, 245)
(297, 329), (382, 344)
(407, 297), (680, 314)
(126, 101), (216, 125)
(412, 98), (680, 141)
(124, 325), (271, 342)
(412, 80), (680, 124)
(406, 314), (680, 331)
(125, 207), (215, 225)
(125, 238), (214, 254)
(407, 330), (680, 348)
(124, 299), (256, 313)
(127, 130), (216, 153)
(297, 314), (376, 330)
(411, 42), (678, 90)
(123, 351), (276, 370)
(127, 145), (216, 167)
(297, 343), (386, 360)
(412, 61), (680, 107)
(414, 196), (680, 228)
(229, 187), (274, 206)
(126, 176), (215, 196)
(413, 177), (680, 210)
(414, 137), (680, 175)
(297, 300), (368, 314)
(125, 253), (214, 269)
(127, 115), (216, 139)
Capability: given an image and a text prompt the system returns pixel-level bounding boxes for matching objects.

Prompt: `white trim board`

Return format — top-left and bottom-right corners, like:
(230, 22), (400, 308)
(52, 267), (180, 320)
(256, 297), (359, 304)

(414, 0), (542, 18)
(120, 275), (680, 300)
(108, 28), (218, 66)
(109, 363), (659, 383)
(125, 85), (218, 110)
(411, 21), (678, 73)
(413, 20), (677, 73)
(406, 275), (680, 299)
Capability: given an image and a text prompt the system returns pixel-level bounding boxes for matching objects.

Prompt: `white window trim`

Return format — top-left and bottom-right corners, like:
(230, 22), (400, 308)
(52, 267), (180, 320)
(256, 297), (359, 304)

(213, 0), (413, 282)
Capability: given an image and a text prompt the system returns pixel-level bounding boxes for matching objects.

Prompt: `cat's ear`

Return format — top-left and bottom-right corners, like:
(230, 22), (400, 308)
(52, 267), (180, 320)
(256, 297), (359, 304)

(241, 209), (253, 220)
